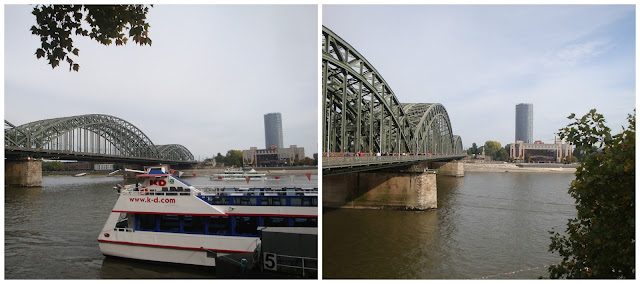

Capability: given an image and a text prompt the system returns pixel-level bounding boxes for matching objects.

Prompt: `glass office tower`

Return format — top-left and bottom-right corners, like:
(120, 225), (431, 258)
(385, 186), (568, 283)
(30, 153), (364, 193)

(515, 103), (533, 143)
(264, 112), (284, 149)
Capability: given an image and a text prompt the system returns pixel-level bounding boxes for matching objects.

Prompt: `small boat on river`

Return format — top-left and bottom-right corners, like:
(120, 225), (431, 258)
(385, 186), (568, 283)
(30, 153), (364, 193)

(73, 173), (87, 177)
(97, 165), (317, 268)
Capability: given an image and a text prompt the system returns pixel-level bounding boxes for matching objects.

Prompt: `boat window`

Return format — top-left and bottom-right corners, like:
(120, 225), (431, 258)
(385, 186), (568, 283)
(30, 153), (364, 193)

(292, 217), (317, 227)
(158, 215), (181, 232)
(264, 216), (288, 227)
(290, 197), (303, 206)
(115, 213), (128, 228)
(265, 197), (283, 206)
(183, 215), (206, 234)
(234, 216), (258, 236)
(208, 216), (230, 235)
(234, 196), (256, 206)
(137, 214), (156, 231)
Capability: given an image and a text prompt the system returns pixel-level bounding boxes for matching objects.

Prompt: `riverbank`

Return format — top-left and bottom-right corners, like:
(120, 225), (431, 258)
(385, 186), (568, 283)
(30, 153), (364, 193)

(464, 162), (577, 173)
(42, 171), (116, 177)
(43, 166), (318, 178)
(183, 167), (318, 178)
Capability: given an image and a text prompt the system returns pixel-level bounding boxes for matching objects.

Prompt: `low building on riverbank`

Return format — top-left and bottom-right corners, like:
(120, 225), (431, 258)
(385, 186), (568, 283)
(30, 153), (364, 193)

(243, 145), (305, 167)
(509, 139), (572, 163)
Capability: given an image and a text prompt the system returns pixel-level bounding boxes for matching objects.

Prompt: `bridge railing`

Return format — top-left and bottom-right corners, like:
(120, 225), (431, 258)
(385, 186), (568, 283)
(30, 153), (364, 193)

(322, 153), (463, 167)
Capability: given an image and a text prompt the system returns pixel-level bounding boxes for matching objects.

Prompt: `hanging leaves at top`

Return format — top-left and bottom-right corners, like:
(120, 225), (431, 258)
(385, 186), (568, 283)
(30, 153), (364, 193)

(30, 4), (152, 72)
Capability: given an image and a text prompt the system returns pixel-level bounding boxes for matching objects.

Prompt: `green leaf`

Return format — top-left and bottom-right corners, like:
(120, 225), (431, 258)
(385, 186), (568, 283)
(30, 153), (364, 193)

(35, 48), (45, 58)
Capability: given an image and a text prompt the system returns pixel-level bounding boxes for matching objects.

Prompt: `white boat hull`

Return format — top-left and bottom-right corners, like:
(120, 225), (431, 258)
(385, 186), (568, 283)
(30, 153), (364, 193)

(98, 225), (259, 267)
(98, 165), (316, 268)
(99, 240), (218, 267)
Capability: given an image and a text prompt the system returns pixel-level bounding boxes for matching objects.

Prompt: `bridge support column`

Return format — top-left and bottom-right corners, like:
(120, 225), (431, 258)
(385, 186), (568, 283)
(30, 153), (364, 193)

(5, 158), (42, 187)
(431, 161), (464, 177)
(323, 165), (437, 210)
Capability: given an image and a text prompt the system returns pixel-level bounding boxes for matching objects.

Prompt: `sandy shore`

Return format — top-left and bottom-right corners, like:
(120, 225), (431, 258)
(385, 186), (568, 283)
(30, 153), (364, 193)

(464, 162), (577, 173)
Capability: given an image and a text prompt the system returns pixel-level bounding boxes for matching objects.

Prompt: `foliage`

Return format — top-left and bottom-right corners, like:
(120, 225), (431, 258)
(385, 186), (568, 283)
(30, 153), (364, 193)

(496, 145), (509, 161)
(565, 155), (579, 163)
(31, 4), (152, 71)
(484, 140), (502, 157)
(214, 152), (225, 164)
(482, 140), (509, 161)
(548, 109), (635, 279)
(42, 161), (64, 171)
(572, 147), (593, 163)
(295, 157), (317, 166)
(214, 150), (243, 167)
(467, 142), (478, 156)
(226, 150), (243, 167)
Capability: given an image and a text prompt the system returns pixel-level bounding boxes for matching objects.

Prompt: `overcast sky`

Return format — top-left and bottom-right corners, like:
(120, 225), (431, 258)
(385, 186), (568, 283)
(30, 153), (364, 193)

(4, 4), (318, 161)
(323, 4), (635, 148)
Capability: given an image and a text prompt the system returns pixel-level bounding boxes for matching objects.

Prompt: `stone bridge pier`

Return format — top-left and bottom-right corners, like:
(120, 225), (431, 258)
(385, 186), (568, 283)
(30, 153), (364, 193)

(431, 160), (464, 177)
(323, 160), (464, 211)
(5, 157), (42, 187)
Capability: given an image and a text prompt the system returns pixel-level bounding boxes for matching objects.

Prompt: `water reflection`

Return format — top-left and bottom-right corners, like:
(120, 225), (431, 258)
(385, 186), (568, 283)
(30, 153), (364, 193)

(100, 257), (216, 279)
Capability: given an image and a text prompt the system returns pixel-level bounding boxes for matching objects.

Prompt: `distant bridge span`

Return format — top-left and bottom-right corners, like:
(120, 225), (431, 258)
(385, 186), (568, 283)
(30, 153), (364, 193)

(5, 114), (196, 165)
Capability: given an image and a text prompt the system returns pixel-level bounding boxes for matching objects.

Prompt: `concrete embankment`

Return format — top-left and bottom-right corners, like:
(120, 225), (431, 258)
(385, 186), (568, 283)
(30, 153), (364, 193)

(464, 162), (577, 173)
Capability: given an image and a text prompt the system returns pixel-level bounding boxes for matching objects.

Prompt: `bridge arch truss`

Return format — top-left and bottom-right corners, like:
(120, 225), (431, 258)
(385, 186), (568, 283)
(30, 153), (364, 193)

(323, 26), (464, 155)
(323, 26), (411, 154)
(5, 114), (195, 162)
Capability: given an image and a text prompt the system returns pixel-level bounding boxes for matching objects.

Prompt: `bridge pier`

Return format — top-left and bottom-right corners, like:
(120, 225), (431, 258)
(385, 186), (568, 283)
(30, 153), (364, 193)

(323, 163), (438, 210)
(5, 158), (42, 187)
(431, 161), (464, 177)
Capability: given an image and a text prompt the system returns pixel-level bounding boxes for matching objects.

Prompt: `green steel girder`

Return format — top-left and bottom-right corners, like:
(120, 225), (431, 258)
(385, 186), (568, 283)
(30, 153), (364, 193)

(402, 103), (456, 154)
(453, 135), (464, 155)
(323, 26), (464, 155)
(323, 26), (411, 154)
(156, 144), (195, 161)
(5, 114), (195, 161)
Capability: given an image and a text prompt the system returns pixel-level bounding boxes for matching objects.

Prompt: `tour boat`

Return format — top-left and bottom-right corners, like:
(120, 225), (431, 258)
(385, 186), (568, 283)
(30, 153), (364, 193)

(97, 165), (317, 267)
(210, 168), (267, 181)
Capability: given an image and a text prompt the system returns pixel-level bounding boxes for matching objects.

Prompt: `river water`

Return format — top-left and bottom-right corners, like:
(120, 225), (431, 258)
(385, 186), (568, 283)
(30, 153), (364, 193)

(4, 173), (317, 279)
(322, 172), (576, 279)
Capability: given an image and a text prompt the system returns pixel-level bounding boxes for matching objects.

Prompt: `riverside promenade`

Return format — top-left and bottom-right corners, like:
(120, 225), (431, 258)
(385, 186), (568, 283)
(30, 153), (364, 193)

(464, 162), (577, 173)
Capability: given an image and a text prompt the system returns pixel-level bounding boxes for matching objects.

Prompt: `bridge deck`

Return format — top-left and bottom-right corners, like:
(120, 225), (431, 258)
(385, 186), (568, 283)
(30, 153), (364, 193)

(322, 154), (465, 175)
(5, 146), (196, 165)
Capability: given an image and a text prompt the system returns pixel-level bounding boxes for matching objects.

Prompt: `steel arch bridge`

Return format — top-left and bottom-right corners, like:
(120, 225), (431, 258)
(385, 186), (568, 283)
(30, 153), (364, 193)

(5, 114), (195, 163)
(322, 26), (463, 155)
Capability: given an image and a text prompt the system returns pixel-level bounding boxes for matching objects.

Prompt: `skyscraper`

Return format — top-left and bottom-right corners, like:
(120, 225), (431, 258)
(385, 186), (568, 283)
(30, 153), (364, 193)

(264, 113), (283, 149)
(515, 103), (533, 143)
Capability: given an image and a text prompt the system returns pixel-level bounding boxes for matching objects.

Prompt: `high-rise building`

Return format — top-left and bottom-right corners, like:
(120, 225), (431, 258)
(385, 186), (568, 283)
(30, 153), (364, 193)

(515, 103), (533, 143)
(264, 113), (283, 149)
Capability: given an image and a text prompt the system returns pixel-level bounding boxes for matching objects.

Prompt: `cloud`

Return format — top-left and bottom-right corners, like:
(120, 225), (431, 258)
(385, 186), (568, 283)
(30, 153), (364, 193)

(323, 5), (635, 149)
(4, 5), (318, 160)
(550, 39), (614, 66)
